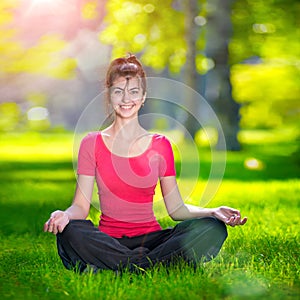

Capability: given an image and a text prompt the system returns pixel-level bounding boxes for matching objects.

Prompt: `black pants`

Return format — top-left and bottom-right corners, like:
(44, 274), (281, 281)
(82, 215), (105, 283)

(56, 217), (227, 273)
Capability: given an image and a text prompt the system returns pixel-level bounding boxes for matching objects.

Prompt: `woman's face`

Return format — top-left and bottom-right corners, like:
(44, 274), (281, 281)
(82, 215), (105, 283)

(110, 76), (145, 119)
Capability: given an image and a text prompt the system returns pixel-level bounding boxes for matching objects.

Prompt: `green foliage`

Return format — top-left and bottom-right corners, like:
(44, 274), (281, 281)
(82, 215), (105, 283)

(99, 0), (300, 131)
(230, 0), (300, 129)
(1, 33), (77, 79)
(232, 64), (300, 128)
(0, 102), (21, 132)
(230, 0), (299, 64)
(0, 1), (77, 79)
(0, 132), (299, 299)
(99, 0), (186, 73)
(1, 0), (298, 132)
(0, 102), (60, 133)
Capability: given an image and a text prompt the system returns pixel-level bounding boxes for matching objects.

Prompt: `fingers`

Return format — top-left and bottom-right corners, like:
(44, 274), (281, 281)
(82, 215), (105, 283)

(219, 206), (247, 227)
(220, 206), (241, 218)
(225, 214), (240, 226)
(240, 217), (248, 225)
(225, 215), (248, 227)
(44, 217), (59, 235)
(57, 223), (66, 233)
(44, 218), (55, 234)
(44, 211), (69, 234)
(44, 210), (61, 234)
(222, 208), (238, 223)
(43, 220), (49, 232)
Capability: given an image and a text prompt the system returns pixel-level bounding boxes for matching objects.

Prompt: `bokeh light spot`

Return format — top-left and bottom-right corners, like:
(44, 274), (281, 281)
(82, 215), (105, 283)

(27, 106), (49, 121)
(194, 16), (206, 26)
(244, 157), (264, 170)
(143, 4), (155, 13)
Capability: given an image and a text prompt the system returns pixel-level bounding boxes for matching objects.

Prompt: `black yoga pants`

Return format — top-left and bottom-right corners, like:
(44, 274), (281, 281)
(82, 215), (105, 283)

(56, 217), (228, 273)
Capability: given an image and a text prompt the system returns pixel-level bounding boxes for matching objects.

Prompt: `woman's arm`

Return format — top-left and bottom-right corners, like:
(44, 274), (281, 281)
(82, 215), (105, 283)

(44, 175), (95, 234)
(160, 176), (247, 226)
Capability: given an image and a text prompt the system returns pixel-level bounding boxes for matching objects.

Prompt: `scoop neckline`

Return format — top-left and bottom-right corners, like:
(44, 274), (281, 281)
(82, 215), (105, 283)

(99, 132), (155, 158)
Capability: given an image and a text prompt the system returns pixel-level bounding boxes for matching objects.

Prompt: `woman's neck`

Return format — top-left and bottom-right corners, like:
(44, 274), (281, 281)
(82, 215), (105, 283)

(102, 118), (151, 157)
(106, 118), (147, 140)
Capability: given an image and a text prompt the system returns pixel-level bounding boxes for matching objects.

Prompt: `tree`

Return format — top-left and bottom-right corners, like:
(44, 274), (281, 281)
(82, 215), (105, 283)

(183, 0), (202, 139)
(205, 0), (241, 150)
(99, 0), (241, 149)
(99, 0), (186, 72)
(230, 0), (300, 130)
(0, 0), (106, 130)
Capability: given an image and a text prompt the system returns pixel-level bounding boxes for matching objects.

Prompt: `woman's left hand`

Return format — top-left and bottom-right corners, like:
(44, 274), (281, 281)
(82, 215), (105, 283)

(212, 206), (248, 227)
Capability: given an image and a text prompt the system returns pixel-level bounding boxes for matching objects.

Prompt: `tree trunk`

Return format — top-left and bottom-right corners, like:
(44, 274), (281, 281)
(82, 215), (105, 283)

(183, 0), (200, 139)
(205, 0), (241, 150)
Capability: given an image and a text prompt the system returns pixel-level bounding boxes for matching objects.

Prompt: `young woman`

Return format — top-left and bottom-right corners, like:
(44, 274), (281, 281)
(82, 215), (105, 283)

(44, 54), (247, 273)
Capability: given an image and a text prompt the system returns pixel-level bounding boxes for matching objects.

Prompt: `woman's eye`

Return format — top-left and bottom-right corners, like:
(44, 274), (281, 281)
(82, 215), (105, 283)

(113, 89), (123, 95)
(130, 89), (139, 95)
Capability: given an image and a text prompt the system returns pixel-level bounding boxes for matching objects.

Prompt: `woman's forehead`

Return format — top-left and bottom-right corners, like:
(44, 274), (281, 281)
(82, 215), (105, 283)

(112, 76), (141, 88)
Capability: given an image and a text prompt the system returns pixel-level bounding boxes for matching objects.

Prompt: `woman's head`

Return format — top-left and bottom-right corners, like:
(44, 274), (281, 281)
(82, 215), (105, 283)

(104, 54), (146, 117)
(105, 54), (146, 94)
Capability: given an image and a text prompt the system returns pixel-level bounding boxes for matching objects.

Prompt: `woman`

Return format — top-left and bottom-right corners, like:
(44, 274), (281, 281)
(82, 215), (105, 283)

(44, 54), (247, 273)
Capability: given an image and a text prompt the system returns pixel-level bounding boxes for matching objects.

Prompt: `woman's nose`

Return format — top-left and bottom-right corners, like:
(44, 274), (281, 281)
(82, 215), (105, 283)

(121, 91), (131, 102)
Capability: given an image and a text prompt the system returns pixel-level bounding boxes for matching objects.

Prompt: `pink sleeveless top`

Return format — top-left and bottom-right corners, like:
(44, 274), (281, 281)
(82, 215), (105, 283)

(77, 132), (176, 238)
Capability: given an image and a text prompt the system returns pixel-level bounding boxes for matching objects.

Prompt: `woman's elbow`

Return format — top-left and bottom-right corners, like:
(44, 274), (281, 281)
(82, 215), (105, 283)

(168, 212), (183, 221)
(166, 204), (187, 221)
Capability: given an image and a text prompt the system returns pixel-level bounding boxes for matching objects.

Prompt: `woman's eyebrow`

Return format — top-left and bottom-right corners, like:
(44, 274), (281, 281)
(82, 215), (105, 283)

(112, 87), (124, 91)
(112, 85), (140, 91)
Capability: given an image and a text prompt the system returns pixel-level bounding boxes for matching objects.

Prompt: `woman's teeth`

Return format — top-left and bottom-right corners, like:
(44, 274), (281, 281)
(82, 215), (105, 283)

(120, 105), (133, 110)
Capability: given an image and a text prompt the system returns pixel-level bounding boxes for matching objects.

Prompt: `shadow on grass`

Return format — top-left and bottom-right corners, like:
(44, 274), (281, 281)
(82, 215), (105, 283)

(0, 160), (73, 172)
(0, 160), (75, 182)
(0, 160), (76, 237)
(1, 153), (299, 184)
(176, 153), (299, 181)
(0, 201), (69, 236)
(0, 143), (298, 236)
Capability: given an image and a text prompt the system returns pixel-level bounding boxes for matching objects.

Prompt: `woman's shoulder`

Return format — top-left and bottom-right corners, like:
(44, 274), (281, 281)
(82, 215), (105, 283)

(152, 133), (171, 142)
(82, 131), (100, 139)
(151, 133), (175, 162)
(80, 131), (101, 145)
(151, 133), (173, 149)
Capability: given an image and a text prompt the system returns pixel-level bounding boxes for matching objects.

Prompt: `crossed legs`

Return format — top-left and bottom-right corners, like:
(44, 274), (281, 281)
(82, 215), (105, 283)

(56, 217), (228, 273)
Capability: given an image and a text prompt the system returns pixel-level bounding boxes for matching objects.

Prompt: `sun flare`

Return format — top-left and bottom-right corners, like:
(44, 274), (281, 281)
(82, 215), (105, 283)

(31, 0), (53, 4)
(28, 0), (65, 9)
(25, 0), (69, 17)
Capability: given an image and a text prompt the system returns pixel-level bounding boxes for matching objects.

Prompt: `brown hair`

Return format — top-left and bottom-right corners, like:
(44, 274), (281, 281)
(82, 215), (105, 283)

(104, 54), (146, 118)
(105, 54), (146, 93)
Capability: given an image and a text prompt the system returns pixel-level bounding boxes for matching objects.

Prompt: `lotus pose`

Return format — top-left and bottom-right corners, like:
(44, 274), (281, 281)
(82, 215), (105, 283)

(44, 54), (247, 273)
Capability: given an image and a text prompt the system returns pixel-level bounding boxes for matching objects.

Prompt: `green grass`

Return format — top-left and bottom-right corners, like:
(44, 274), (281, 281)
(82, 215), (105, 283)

(0, 131), (299, 300)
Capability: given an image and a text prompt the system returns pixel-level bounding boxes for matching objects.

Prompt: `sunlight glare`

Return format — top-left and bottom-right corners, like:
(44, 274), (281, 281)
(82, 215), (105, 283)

(25, 0), (68, 18)
(31, 0), (52, 4)
(28, 0), (64, 11)
(27, 106), (49, 121)
(244, 157), (264, 170)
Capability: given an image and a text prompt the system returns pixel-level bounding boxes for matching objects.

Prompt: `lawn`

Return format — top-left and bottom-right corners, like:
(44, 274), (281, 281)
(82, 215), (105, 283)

(0, 131), (299, 300)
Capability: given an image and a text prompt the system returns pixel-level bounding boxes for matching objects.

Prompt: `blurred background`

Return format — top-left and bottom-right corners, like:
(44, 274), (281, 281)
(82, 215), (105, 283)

(1, 3), (299, 298)
(0, 0), (299, 153)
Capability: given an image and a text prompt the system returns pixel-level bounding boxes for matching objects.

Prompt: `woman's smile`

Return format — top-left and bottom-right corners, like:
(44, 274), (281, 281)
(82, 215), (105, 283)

(119, 104), (135, 110)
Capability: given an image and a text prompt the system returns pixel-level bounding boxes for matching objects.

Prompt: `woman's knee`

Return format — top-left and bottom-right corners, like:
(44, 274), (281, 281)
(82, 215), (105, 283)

(201, 216), (227, 231)
(181, 217), (228, 240)
(200, 217), (227, 238)
(58, 220), (93, 242)
(184, 218), (228, 261)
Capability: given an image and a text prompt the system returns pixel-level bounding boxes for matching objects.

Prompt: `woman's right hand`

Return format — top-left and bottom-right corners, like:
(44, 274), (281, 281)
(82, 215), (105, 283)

(44, 175), (94, 235)
(44, 210), (70, 235)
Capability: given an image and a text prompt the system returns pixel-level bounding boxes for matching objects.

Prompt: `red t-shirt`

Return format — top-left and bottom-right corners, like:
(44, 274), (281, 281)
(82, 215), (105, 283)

(77, 132), (176, 238)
